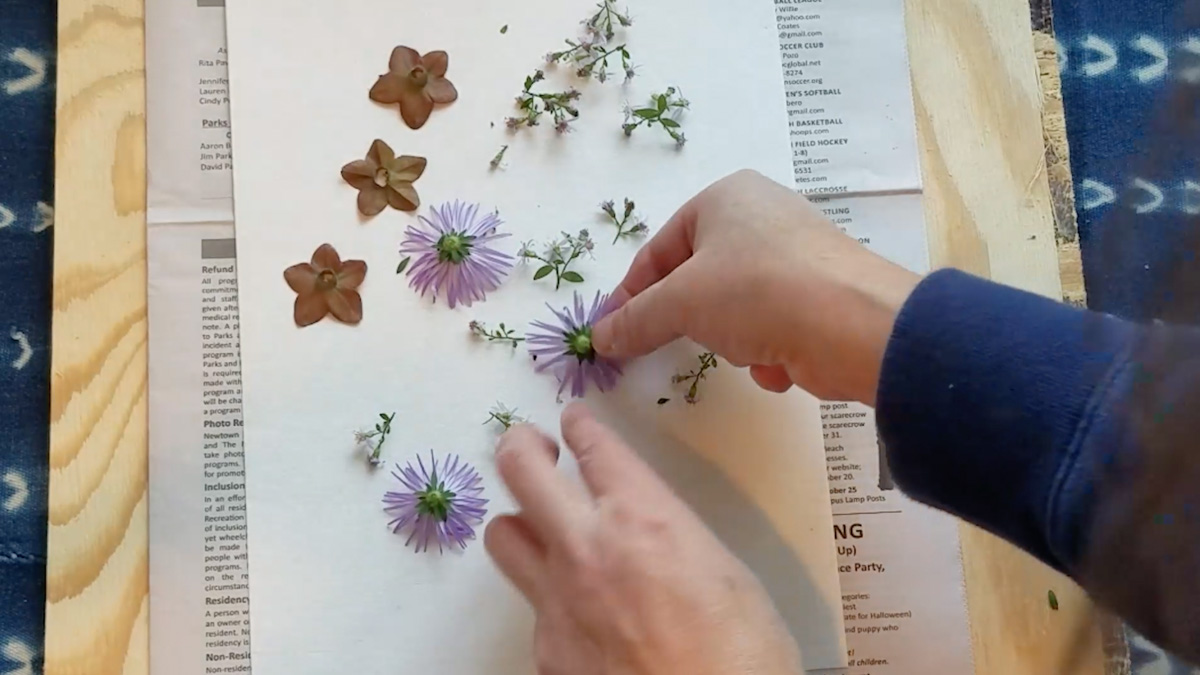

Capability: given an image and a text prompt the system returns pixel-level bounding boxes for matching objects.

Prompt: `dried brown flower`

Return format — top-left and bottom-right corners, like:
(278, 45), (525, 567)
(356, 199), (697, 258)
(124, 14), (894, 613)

(369, 46), (458, 129)
(284, 244), (367, 327)
(341, 139), (426, 216)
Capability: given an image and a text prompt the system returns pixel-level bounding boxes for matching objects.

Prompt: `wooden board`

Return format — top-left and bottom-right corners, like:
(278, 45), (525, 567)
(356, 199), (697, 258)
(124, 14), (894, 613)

(904, 1), (1105, 672)
(46, 0), (1104, 673)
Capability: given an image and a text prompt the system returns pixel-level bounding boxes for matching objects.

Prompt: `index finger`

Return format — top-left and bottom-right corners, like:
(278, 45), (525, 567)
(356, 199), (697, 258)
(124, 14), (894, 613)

(560, 403), (671, 500)
(495, 425), (590, 542)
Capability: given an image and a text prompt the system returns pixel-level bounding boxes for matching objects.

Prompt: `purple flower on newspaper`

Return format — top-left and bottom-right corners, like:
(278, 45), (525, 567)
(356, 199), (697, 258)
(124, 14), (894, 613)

(383, 451), (488, 553)
(397, 202), (514, 309)
(528, 290), (623, 400)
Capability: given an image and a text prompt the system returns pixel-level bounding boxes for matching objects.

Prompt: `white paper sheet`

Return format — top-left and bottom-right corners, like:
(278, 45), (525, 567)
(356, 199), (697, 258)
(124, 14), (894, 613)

(222, 0), (846, 671)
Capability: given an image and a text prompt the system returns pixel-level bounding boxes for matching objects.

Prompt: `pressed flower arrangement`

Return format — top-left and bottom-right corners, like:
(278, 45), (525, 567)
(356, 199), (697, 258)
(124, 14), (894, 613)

(282, 0), (706, 554)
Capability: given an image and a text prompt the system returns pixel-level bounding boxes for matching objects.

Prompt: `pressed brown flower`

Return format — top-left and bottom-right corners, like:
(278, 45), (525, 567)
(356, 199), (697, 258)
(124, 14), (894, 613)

(341, 139), (427, 216)
(284, 244), (368, 327)
(369, 46), (458, 129)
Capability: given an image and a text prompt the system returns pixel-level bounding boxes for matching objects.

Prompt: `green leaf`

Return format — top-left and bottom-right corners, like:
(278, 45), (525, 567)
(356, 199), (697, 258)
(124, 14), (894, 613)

(660, 118), (681, 129)
(524, 75), (534, 90)
(633, 107), (659, 119)
(656, 94), (668, 112)
(561, 271), (584, 283)
(380, 413), (389, 420)
(1047, 590), (1059, 611)
(657, 398), (671, 405)
(396, 257), (411, 274)
(533, 265), (554, 280)
(500, 24), (509, 33)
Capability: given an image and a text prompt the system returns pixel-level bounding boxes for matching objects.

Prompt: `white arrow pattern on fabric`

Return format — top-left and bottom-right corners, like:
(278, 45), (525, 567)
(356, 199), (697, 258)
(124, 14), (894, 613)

(1080, 179), (1117, 210)
(1, 639), (34, 675)
(1056, 38), (1069, 74)
(9, 329), (31, 371)
(1182, 181), (1200, 215)
(1130, 35), (1169, 82)
(1182, 36), (1200, 84)
(3, 48), (47, 96)
(2, 471), (30, 513)
(33, 202), (53, 233)
(0, 204), (14, 230)
(1132, 178), (1165, 214)
(1081, 35), (1119, 76)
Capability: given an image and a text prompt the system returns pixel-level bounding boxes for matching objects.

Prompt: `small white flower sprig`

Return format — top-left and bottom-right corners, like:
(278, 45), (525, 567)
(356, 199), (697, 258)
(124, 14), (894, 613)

(546, 0), (636, 84)
(469, 320), (525, 348)
(502, 2), (636, 143)
(353, 412), (396, 467)
(518, 229), (596, 289)
(484, 403), (528, 431)
(658, 352), (719, 405)
(600, 198), (649, 243)
(623, 87), (689, 147)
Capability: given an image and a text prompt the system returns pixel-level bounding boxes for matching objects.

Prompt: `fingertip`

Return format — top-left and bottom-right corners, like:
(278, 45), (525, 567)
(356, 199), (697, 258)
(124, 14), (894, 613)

(560, 401), (593, 432)
(591, 314), (620, 357)
(496, 425), (560, 475)
(749, 364), (794, 393)
(484, 514), (545, 602)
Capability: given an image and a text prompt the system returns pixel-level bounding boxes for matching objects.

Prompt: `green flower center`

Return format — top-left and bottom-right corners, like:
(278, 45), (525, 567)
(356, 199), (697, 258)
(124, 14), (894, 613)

(416, 476), (455, 522)
(436, 232), (474, 264)
(565, 326), (596, 363)
(315, 269), (338, 291)
(409, 65), (429, 88)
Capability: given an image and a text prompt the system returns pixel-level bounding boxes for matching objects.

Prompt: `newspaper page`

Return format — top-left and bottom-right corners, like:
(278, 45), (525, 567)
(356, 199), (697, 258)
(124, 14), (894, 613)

(775, 2), (975, 671)
(145, 0), (247, 673)
(145, 0), (973, 673)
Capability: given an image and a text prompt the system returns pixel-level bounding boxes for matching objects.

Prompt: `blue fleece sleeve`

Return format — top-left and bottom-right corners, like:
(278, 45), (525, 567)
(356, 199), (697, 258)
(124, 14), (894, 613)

(876, 268), (1137, 571)
(876, 269), (1200, 662)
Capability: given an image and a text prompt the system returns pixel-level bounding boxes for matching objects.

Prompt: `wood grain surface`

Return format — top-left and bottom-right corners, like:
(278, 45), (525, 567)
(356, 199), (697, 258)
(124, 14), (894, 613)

(48, 0), (148, 674)
(906, 1), (1104, 672)
(46, 0), (1104, 673)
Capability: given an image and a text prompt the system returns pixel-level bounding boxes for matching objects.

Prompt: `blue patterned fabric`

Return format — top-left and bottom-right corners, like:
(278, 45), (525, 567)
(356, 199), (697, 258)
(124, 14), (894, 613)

(0, 0), (54, 673)
(1056, 0), (1200, 671)
(1058, 0), (1200, 321)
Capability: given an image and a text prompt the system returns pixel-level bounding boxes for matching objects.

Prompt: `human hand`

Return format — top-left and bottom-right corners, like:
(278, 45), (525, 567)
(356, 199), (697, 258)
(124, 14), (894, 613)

(591, 170), (920, 405)
(486, 404), (803, 675)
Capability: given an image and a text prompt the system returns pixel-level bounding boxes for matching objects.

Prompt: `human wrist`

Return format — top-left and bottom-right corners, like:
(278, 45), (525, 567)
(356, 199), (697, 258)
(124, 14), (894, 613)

(779, 246), (918, 406)
(849, 257), (920, 406)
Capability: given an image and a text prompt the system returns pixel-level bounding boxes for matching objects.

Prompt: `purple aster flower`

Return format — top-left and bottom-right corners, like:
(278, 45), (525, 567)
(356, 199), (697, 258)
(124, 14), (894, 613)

(528, 290), (623, 399)
(383, 451), (488, 553)
(398, 201), (514, 309)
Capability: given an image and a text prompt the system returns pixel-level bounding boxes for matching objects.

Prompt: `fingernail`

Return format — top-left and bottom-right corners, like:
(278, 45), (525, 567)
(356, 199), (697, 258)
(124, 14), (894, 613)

(592, 318), (617, 354)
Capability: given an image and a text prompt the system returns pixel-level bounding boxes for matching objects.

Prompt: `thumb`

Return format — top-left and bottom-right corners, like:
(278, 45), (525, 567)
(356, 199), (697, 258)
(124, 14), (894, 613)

(593, 273), (687, 359)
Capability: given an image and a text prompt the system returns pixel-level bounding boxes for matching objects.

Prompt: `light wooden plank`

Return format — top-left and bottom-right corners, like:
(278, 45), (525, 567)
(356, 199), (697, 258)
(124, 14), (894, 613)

(46, 0), (1105, 673)
(48, 1), (149, 674)
(906, 0), (1104, 672)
